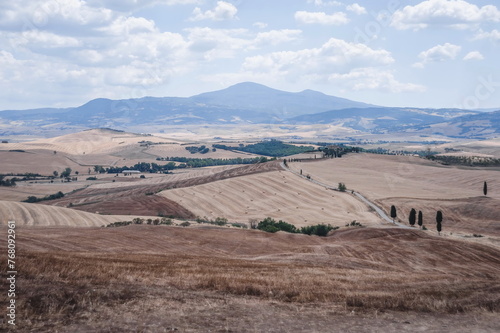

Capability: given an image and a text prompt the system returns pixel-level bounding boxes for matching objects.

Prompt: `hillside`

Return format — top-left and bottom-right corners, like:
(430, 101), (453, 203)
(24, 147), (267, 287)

(0, 200), (135, 227)
(4, 225), (500, 331)
(291, 154), (500, 236)
(160, 170), (380, 227)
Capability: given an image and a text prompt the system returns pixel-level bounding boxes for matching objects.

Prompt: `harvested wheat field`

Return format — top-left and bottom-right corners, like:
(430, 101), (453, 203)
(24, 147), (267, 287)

(1, 225), (499, 332)
(292, 154), (500, 236)
(42, 161), (282, 217)
(160, 170), (380, 227)
(0, 128), (178, 155)
(0, 201), (140, 227)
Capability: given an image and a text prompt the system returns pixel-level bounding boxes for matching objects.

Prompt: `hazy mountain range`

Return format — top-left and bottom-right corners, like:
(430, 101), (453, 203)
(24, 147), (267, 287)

(0, 82), (499, 139)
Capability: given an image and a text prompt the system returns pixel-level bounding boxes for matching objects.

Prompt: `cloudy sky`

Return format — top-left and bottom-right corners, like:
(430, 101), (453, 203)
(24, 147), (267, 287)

(0, 0), (499, 110)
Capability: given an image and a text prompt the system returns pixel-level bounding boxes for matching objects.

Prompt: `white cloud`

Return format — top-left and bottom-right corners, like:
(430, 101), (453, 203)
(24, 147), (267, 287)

(253, 22), (268, 29)
(0, 0), (115, 32)
(101, 16), (157, 35)
(242, 38), (394, 76)
(14, 30), (82, 49)
(295, 11), (349, 25)
(307, 0), (343, 6)
(346, 3), (367, 15)
(185, 28), (302, 60)
(415, 43), (461, 67)
(190, 1), (238, 21)
(87, 0), (201, 11)
(254, 30), (302, 46)
(473, 29), (500, 42)
(328, 68), (426, 93)
(391, 0), (500, 30)
(186, 27), (250, 60)
(463, 51), (484, 61)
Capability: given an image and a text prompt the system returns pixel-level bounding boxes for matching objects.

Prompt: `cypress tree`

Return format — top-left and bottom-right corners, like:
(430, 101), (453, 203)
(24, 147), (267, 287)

(390, 205), (397, 223)
(436, 211), (443, 235)
(409, 208), (416, 226)
(484, 181), (488, 196)
(418, 211), (423, 229)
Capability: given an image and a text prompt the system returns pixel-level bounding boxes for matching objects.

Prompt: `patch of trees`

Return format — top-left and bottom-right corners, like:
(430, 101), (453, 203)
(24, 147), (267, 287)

(185, 145), (210, 154)
(213, 140), (314, 157)
(106, 162), (176, 174)
(105, 217), (174, 227)
(0, 175), (16, 187)
(256, 217), (338, 236)
(104, 156), (269, 174)
(23, 191), (64, 203)
(156, 156), (270, 168)
(428, 155), (500, 167)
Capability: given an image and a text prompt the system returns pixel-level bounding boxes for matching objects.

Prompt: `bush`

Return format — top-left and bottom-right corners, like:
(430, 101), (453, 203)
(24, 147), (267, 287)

(301, 224), (338, 236)
(257, 217), (298, 233)
(160, 217), (173, 225)
(180, 221), (191, 227)
(338, 183), (347, 192)
(345, 220), (363, 227)
(86, 177), (97, 180)
(23, 191), (64, 203)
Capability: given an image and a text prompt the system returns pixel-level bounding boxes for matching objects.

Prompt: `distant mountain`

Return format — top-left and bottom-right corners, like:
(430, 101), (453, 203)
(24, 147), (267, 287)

(191, 82), (374, 117)
(0, 83), (374, 129)
(0, 82), (497, 139)
(412, 109), (500, 138)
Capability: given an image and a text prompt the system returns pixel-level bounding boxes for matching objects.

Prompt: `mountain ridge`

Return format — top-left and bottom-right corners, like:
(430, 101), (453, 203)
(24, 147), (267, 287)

(0, 82), (498, 139)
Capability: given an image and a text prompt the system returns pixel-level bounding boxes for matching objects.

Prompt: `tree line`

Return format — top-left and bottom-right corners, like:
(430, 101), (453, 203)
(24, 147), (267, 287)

(97, 156), (271, 174)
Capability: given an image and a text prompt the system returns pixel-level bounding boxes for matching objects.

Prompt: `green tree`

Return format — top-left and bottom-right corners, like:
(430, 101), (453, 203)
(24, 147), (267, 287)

(418, 210), (423, 229)
(60, 167), (72, 179)
(409, 208), (416, 226)
(390, 205), (397, 223)
(338, 183), (347, 192)
(436, 211), (443, 235)
(53, 171), (58, 178)
(484, 181), (488, 196)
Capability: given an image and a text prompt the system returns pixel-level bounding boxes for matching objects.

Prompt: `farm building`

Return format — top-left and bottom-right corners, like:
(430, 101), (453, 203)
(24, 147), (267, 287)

(122, 170), (141, 176)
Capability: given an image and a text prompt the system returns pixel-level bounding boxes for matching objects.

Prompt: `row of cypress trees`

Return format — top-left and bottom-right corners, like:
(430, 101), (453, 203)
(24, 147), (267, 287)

(390, 205), (443, 234)
(389, 181), (489, 235)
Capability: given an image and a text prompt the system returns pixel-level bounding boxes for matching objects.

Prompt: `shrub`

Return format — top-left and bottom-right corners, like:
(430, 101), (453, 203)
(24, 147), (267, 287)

(160, 217), (173, 225)
(300, 224), (338, 236)
(346, 220), (363, 227)
(23, 191), (64, 203)
(180, 221), (191, 227)
(338, 183), (347, 192)
(86, 177), (97, 180)
(257, 217), (298, 233)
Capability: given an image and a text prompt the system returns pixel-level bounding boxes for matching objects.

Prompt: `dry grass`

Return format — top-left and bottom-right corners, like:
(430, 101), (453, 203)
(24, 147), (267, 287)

(3, 225), (499, 331)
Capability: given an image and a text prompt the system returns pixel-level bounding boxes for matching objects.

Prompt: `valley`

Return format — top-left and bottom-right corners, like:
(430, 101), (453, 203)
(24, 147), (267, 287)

(0, 128), (499, 332)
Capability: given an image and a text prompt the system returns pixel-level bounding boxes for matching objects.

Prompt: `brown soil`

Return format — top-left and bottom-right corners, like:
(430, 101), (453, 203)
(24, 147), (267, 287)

(2, 225), (499, 332)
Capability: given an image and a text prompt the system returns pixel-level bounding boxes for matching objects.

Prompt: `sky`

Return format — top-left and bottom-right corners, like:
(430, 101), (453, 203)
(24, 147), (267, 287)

(0, 0), (499, 110)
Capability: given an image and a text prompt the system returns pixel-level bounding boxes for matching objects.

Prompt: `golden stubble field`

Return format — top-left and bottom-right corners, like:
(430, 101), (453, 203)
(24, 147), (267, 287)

(1, 225), (499, 332)
(160, 170), (381, 228)
(292, 153), (500, 237)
